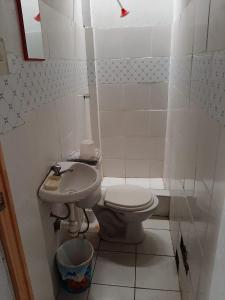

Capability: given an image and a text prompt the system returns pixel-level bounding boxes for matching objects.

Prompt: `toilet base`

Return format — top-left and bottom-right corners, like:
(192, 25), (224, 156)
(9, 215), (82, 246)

(99, 221), (145, 244)
(93, 205), (146, 244)
(92, 188), (159, 245)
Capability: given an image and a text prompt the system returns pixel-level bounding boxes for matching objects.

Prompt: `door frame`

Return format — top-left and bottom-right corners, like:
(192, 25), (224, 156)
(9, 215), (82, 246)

(0, 144), (34, 300)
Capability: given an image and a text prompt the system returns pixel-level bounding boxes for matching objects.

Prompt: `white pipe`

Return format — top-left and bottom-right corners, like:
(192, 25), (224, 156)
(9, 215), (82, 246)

(68, 203), (78, 237)
(116, 0), (123, 9)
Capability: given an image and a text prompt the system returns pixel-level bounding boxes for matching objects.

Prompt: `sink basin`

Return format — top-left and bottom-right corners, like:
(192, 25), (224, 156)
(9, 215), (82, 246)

(39, 162), (101, 206)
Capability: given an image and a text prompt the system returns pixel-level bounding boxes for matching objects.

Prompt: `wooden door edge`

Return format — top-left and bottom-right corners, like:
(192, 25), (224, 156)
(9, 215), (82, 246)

(0, 144), (34, 300)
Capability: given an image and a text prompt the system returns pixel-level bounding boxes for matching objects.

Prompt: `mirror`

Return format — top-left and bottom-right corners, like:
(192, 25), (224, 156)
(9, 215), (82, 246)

(16, 0), (45, 60)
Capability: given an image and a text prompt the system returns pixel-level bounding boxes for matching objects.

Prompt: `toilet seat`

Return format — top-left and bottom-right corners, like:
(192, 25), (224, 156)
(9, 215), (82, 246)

(104, 185), (154, 212)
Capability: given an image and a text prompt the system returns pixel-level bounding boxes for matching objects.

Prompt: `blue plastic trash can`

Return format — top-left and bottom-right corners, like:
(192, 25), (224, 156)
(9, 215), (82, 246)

(56, 239), (94, 293)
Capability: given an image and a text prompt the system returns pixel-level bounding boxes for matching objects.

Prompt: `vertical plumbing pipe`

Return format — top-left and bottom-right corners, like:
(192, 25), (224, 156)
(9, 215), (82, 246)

(68, 203), (79, 237)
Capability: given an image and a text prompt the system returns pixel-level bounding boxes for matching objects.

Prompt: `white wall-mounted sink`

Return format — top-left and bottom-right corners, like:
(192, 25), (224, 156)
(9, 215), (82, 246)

(39, 162), (101, 208)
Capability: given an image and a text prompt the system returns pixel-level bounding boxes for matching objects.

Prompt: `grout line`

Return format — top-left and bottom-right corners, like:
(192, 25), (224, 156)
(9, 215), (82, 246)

(136, 252), (175, 257)
(143, 227), (171, 231)
(96, 249), (175, 258)
(91, 283), (180, 293)
(135, 286), (181, 292)
(91, 282), (135, 289)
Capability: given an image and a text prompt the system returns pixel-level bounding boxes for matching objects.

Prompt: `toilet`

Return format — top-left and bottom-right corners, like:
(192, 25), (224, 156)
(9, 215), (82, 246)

(93, 184), (159, 244)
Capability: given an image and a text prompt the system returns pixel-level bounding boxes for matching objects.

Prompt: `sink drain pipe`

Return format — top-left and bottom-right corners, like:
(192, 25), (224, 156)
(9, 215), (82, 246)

(58, 204), (89, 237)
(68, 203), (80, 237)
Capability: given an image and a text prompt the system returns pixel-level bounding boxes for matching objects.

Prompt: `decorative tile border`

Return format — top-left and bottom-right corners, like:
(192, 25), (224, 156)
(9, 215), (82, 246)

(191, 51), (225, 125)
(0, 54), (88, 135)
(96, 57), (170, 84)
(87, 57), (170, 85)
(170, 51), (225, 126)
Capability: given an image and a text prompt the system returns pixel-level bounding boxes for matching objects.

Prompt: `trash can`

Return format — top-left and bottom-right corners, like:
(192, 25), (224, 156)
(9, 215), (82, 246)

(56, 239), (94, 293)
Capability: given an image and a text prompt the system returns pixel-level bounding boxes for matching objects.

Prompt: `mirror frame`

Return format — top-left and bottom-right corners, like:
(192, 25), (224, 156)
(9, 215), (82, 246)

(15, 0), (45, 61)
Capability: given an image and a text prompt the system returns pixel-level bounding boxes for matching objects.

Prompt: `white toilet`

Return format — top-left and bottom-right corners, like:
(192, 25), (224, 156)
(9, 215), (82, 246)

(93, 184), (159, 244)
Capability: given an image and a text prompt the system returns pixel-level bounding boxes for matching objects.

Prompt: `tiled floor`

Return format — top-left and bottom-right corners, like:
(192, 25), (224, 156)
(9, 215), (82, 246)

(57, 219), (181, 300)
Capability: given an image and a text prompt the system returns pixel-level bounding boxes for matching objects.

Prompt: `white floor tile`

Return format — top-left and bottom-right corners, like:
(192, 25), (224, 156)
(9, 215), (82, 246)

(126, 178), (150, 188)
(92, 252), (135, 287)
(99, 241), (136, 253)
(57, 288), (88, 300)
(102, 177), (126, 187)
(137, 229), (174, 256)
(143, 218), (170, 230)
(135, 289), (181, 300)
(136, 255), (179, 290)
(89, 284), (134, 300)
(92, 253), (97, 272)
(149, 178), (165, 189)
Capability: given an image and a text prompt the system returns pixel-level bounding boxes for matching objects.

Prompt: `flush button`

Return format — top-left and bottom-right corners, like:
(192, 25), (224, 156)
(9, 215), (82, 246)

(0, 38), (9, 75)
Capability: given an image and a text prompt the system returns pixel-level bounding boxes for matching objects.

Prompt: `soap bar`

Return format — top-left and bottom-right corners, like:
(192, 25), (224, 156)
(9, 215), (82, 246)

(44, 176), (61, 191)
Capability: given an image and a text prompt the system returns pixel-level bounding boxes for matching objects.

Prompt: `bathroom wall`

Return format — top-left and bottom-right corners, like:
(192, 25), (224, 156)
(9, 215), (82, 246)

(90, 0), (173, 178)
(0, 241), (14, 299)
(165, 0), (225, 299)
(0, 0), (88, 299)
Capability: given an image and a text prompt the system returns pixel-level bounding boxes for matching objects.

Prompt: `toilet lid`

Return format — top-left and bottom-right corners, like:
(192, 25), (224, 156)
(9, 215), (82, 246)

(104, 185), (154, 211)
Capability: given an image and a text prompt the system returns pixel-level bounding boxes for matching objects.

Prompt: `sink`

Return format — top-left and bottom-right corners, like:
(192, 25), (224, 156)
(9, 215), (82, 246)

(39, 162), (101, 208)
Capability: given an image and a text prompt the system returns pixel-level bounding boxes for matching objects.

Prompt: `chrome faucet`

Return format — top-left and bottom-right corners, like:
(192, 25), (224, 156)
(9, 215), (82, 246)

(51, 164), (73, 176)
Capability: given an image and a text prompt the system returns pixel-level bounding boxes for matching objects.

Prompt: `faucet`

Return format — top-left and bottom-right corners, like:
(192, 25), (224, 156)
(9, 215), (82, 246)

(51, 164), (73, 176)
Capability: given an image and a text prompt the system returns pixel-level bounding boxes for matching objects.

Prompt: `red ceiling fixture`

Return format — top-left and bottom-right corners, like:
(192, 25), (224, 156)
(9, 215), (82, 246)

(34, 12), (41, 22)
(116, 0), (129, 17)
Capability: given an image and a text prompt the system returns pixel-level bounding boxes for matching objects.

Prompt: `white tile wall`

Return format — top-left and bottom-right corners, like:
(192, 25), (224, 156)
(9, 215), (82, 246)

(0, 1), (89, 299)
(207, 0), (225, 52)
(91, 0), (174, 29)
(101, 136), (125, 159)
(150, 82), (169, 110)
(124, 111), (149, 136)
(98, 84), (125, 111)
(94, 27), (152, 59)
(148, 111), (167, 137)
(102, 159), (126, 177)
(166, 1), (225, 300)
(124, 137), (151, 159)
(152, 26), (172, 57)
(125, 159), (150, 178)
(91, 4), (171, 180)
(0, 242), (14, 300)
(100, 111), (125, 137)
(124, 84), (151, 110)
(0, 56), (88, 135)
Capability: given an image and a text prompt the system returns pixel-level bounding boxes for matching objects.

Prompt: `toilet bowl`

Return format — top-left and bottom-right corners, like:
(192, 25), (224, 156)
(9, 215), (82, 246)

(93, 184), (159, 244)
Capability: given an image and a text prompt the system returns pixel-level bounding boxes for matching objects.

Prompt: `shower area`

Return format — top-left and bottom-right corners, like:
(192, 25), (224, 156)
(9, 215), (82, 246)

(87, 0), (173, 185)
